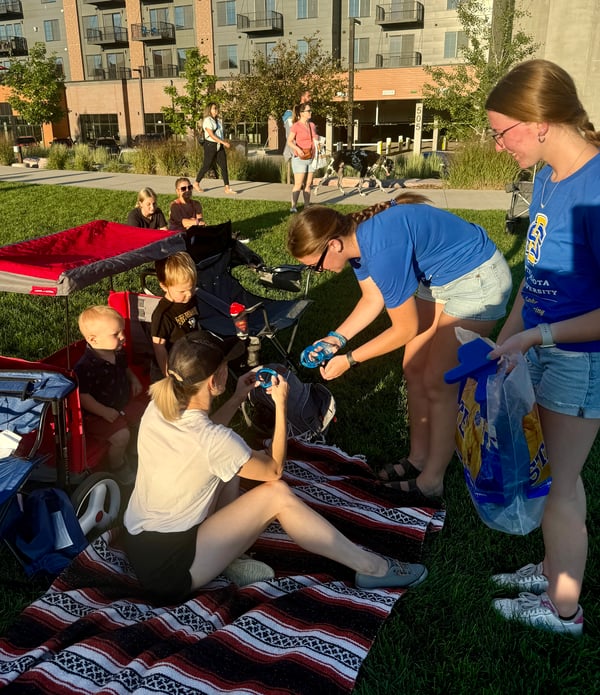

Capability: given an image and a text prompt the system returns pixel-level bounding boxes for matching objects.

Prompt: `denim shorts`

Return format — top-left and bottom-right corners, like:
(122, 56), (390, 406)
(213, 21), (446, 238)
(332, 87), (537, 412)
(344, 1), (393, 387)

(292, 156), (317, 174)
(527, 345), (600, 418)
(416, 249), (512, 320)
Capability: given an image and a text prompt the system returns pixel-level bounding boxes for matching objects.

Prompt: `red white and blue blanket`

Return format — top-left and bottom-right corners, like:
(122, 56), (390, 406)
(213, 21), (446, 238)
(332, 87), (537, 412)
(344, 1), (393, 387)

(0, 440), (444, 694)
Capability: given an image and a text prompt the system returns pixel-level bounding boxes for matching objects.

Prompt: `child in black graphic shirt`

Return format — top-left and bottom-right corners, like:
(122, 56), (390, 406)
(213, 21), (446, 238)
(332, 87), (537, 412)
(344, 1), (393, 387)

(151, 251), (201, 380)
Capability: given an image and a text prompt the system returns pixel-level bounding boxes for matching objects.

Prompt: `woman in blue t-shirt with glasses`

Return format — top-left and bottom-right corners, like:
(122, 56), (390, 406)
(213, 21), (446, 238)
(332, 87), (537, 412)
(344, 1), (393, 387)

(287, 193), (512, 501)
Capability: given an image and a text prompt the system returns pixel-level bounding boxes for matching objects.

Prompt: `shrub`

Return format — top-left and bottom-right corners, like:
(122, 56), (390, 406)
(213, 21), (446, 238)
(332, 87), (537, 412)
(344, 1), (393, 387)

(395, 153), (446, 179)
(129, 145), (157, 174)
(154, 140), (187, 176)
(0, 137), (15, 165)
(71, 144), (95, 171)
(46, 144), (72, 170)
(226, 147), (250, 182)
(245, 155), (282, 183)
(185, 141), (204, 178)
(447, 139), (520, 189)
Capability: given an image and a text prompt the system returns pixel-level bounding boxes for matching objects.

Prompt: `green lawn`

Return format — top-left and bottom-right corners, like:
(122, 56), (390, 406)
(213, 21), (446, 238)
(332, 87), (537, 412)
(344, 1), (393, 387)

(0, 181), (598, 695)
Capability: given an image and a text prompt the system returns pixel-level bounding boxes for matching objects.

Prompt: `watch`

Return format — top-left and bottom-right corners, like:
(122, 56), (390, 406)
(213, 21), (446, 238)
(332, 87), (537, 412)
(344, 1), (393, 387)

(538, 323), (555, 348)
(346, 351), (359, 367)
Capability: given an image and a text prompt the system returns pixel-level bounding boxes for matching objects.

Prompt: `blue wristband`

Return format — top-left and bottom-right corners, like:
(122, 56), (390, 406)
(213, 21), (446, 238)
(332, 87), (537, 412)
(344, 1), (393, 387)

(328, 331), (347, 348)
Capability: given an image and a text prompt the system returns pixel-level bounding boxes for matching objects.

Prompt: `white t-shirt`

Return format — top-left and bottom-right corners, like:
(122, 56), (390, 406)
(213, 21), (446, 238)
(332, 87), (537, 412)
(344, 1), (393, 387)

(124, 401), (251, 534)
(202, 116), (223, 145)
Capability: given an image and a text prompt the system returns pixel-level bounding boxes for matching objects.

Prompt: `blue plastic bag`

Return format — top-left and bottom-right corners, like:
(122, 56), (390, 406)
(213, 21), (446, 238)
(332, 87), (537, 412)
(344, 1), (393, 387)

(445, 338), (551, 535)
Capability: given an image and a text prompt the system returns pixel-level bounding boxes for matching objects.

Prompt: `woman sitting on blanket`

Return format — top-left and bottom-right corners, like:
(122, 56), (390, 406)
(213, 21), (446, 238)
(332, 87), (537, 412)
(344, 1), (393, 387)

(123, 330), (427, 601)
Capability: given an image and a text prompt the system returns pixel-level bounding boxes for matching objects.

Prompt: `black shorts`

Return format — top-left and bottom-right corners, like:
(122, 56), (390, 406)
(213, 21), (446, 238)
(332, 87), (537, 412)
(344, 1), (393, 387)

(123, 525), (199, 602)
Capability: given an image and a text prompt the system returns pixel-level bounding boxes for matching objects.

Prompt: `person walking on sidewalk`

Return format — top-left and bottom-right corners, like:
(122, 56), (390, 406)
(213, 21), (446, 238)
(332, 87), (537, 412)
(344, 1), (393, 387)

(287, 102), (319, 213)
(485, 59), (600, 636)
(194, 103), (237, 196)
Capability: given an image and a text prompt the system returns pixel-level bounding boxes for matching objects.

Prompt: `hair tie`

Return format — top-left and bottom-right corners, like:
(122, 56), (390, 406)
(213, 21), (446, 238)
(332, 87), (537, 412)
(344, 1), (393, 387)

(389, 199), (398, 207)
(167, 368), (184, 383)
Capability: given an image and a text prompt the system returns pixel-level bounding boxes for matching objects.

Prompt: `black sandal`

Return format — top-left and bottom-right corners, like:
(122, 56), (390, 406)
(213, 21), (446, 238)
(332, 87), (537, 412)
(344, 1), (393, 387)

(384, 478), (444, 505)
(378, 458), (421, 483)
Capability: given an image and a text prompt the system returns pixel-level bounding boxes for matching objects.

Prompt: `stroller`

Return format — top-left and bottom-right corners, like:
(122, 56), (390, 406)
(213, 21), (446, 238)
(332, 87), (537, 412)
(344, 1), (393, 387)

(505, 166), (536, 234)
(0, 221), (187, 559)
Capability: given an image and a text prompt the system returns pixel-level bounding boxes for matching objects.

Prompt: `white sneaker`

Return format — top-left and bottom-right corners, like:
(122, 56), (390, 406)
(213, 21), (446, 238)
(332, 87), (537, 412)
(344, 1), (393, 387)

(290, 207), (298, 213)
(223, 557), (274, 587)
(491, 562), (548, 594)
(492, 592), (583, 637)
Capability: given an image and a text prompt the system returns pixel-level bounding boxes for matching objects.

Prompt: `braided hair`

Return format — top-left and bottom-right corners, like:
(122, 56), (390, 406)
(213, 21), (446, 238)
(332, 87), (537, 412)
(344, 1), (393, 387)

(287, 192), (430, 259)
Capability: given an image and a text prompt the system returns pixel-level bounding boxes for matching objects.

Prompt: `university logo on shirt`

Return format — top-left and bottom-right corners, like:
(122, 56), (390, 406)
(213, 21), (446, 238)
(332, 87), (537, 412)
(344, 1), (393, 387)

(526, 213), (548, 266)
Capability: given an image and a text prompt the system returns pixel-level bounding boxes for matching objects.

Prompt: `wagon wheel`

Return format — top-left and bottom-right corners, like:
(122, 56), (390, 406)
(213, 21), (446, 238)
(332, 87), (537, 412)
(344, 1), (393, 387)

(71, 472), (121, 538)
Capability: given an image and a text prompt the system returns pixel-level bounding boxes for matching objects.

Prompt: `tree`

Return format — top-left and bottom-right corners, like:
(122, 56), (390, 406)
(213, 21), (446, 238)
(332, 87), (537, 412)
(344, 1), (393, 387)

(224, 35), (348, 129)
(422, 0), (538, 140)
(3, 43), (65, 128)
(162, 50), (221, 139)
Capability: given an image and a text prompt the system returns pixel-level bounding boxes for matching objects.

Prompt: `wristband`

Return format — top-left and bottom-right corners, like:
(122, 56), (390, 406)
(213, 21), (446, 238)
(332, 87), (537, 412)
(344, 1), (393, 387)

(538, 323), (555, 348)
(328, 330), (347, 348)
(346, 351), (359, 367)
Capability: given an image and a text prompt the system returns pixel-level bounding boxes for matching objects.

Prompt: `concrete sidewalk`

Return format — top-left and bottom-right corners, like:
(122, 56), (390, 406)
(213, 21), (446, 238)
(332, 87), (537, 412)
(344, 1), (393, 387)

(0, 164), (510, 210)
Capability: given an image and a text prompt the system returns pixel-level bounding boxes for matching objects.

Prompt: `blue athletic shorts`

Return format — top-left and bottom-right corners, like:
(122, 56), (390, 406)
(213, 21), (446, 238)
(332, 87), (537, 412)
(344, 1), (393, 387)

(527, 345), (600, 418)
(416, 249), (512, 321)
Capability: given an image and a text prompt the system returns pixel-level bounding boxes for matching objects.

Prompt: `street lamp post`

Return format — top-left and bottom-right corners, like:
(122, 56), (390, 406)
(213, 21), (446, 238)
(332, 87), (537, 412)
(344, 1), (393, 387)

(132, 68), (145, 135)
(347, 17), (361, 149)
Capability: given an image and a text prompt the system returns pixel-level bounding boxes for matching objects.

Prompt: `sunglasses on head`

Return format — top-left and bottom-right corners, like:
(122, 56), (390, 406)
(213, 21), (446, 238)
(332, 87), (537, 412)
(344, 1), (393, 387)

(179, 185), (193, 192)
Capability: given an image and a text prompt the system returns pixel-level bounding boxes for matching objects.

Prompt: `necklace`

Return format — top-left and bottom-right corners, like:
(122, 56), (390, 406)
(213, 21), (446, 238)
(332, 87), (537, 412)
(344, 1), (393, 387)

(540, 145), (589, 209)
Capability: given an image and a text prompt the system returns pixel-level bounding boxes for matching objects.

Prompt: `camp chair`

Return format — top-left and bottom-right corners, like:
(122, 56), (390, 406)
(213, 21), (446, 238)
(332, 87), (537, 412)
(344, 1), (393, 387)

(505, 166), (536, 234)
(141, 220), (314, 370)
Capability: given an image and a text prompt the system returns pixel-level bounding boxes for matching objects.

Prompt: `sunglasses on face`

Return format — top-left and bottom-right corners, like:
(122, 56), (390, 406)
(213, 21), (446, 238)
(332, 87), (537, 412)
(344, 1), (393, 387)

(307, 243), (329, 273)
(179, 185), (194, 192)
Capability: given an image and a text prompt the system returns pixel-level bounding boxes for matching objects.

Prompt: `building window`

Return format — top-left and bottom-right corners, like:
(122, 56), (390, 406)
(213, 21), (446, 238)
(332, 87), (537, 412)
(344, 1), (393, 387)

(0, 23), (22, 38)
(218, 44), (238, 70)
(44, 19), (60, 41)
(354, 37), (369, 64)
(256, 41), (276, 61)
(174, 5), (193, 29)
(216, 1), (236, 26)
(297, 39), (308, 56)
(55, 57), (64, 77)
(349, 0), (369, 17)
(152, 48), (172, 77)
(444, 30), (468, 58)
(86, 54), (103, 79)
(106, 52), (125, 79)
(149, 8), (169, 25)
(447, 0), (458, 8)
(297, 0), (317, 19)
(79, 113), (118, 142)
(177, 48), (188, 71)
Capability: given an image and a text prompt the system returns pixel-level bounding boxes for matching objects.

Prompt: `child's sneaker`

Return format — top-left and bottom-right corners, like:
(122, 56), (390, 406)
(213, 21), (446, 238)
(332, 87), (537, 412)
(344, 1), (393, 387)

(355, 558), (427, 590)
(491, 562), (548, 594)
(223, 556), (274, 587)
(492, 592), (583, 637)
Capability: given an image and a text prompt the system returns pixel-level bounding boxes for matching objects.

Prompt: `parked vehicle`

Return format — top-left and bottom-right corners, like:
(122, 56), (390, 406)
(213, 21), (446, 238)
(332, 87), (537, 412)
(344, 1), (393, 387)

(93, 137), (121, 156)
(50, 137), (74, 147)
(132, 133), (166, 147)
(15, 136), (39, 148)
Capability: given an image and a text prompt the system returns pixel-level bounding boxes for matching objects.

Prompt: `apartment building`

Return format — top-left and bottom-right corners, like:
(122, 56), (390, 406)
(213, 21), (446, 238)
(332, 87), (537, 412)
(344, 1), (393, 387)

(1, 0), (595, 148)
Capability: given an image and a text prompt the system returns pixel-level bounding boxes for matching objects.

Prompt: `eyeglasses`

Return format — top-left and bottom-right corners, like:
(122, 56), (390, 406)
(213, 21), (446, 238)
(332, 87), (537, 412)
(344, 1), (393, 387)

(489, 122), (522, 145)
(307, 243), (329, 273)
(179, 185), (193, 192)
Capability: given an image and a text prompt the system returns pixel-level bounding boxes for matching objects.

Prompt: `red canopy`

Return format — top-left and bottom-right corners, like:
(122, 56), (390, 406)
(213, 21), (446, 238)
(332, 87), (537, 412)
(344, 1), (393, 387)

(0, 220), (186, 296)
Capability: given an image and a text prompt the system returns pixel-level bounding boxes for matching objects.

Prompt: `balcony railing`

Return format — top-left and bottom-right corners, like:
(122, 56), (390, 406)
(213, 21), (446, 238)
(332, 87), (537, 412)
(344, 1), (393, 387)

(375, 3), (424, 26)
(0, 35), (27, 57)
(138, 64), (178, 78)
(83, 0), (125, 6)
(86, 26), (128, 45)
(375, 51), (422, 68)
(237, 11), (283, 34)
(0, 0), (23, 18)
(131, 22), (175, 42)
(89, 66), (132, 80)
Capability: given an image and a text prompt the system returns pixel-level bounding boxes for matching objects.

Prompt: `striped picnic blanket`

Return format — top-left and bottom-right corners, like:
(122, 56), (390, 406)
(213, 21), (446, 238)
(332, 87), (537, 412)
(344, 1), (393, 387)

(0, 440), (444, 694)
